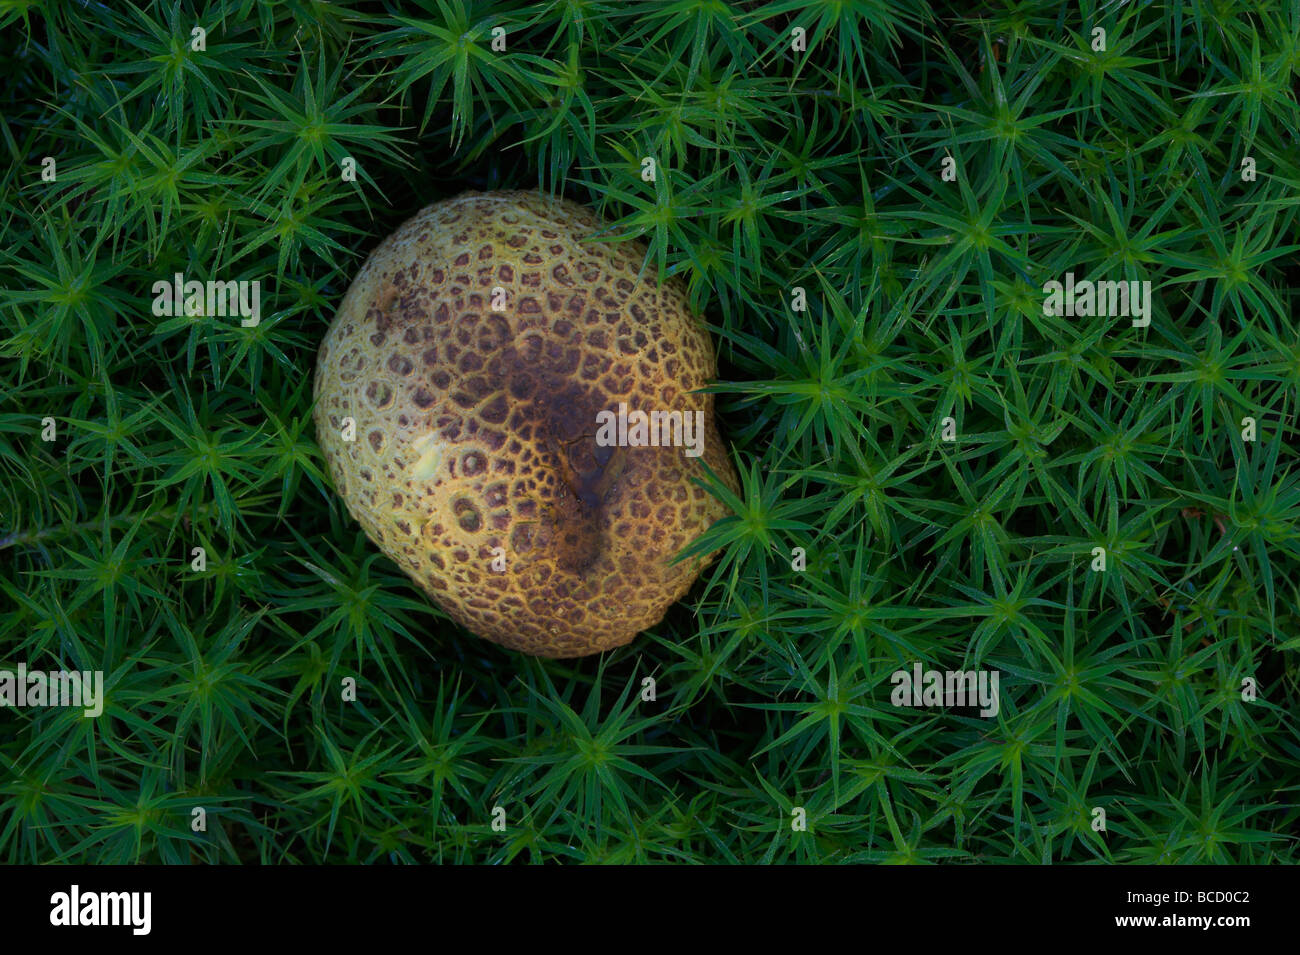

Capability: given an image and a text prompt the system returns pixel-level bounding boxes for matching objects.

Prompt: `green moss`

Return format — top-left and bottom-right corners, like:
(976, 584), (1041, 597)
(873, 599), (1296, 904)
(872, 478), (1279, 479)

(1, 0), (1297, 863)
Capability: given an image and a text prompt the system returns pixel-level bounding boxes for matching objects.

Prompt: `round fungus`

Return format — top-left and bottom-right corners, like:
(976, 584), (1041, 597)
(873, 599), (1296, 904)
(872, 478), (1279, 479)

(312, 190), (740, 658)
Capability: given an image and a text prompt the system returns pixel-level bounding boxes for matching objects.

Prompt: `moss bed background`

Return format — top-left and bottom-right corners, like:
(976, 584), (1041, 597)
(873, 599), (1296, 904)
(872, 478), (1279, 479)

(2, 0), (1299, 863)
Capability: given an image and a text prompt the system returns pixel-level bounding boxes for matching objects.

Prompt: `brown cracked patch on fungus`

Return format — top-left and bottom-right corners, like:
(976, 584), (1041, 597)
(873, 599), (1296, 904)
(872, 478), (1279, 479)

(312, 190), (741, 658)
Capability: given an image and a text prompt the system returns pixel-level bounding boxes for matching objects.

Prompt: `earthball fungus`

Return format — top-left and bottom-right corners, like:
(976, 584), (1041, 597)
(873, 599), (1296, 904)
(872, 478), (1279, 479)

(312, 190), (740, 658)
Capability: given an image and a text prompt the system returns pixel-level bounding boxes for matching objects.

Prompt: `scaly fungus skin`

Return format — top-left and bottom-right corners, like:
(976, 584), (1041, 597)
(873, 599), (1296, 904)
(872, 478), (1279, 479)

(312, 190), (740, 658)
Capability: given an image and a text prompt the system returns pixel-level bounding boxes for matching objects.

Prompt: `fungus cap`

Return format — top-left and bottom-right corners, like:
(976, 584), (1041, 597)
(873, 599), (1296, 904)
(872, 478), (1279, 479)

(312, 190), (740, 658)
